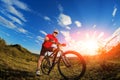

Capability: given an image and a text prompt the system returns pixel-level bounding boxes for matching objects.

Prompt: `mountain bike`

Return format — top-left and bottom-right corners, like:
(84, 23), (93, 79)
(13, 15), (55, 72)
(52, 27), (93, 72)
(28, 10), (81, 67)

(41, 44), (86, 80)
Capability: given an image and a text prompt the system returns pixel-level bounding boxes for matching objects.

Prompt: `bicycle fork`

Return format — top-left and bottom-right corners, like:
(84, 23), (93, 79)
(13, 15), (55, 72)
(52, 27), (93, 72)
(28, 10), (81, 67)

(61, 55), (71, 67)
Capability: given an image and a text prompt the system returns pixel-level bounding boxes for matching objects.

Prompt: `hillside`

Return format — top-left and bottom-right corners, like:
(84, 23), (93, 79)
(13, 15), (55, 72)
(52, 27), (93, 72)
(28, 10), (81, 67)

(0, 38), (120, 80)
(0, 38), (39, 80)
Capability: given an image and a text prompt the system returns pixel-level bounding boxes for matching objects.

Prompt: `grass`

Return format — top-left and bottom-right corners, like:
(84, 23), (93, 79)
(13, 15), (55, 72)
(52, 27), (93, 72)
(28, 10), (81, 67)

(82, 58), (120, 80)
(1, 53), (120, 80)
(0, 38), (120, 80)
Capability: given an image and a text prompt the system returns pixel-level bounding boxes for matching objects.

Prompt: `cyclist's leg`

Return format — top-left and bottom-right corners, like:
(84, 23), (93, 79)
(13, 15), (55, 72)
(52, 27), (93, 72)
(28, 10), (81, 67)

(36, 46), (47, 75)
(47, 47), (55, 65)
(37, 56), (44, 70)
(40, 47), (56, 75)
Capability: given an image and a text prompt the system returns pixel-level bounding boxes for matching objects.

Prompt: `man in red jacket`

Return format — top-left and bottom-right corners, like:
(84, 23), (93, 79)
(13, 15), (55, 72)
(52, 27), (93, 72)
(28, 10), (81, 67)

(36, 30), (59, 76)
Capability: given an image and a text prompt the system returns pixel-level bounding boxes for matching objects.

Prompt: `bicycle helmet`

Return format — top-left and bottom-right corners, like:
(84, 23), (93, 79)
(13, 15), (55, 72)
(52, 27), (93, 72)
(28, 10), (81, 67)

(53, 29), (59, 34)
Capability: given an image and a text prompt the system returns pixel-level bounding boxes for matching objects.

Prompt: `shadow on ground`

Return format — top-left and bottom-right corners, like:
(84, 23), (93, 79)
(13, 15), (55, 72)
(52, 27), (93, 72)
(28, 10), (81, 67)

(0, 68), (36, 80)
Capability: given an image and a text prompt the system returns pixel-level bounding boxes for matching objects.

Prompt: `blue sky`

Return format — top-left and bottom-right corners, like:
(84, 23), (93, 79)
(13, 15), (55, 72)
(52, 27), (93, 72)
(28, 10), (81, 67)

(0, 0), (120, 55)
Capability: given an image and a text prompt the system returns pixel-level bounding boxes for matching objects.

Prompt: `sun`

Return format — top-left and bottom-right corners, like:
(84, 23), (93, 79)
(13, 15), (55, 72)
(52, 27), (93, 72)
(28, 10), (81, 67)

(82, 39), (99, 55)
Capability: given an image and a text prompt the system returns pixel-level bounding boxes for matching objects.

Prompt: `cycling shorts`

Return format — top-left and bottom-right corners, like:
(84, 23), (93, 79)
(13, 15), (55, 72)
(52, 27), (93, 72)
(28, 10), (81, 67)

(40, 46), (53, 56)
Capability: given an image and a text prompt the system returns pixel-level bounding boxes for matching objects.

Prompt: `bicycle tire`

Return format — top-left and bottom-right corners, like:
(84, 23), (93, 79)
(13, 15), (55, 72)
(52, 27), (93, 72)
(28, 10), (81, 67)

(41, 55), (51, 75)
(58, 51), (86, 80)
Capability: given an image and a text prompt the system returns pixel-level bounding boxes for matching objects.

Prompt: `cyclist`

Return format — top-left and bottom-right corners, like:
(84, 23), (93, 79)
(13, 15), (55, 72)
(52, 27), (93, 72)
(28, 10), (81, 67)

(36, 29), (60, 76)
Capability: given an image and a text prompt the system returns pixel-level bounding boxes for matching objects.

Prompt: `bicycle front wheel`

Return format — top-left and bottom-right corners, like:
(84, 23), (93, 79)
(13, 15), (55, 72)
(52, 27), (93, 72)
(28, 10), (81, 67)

(58, 51), (86, 80)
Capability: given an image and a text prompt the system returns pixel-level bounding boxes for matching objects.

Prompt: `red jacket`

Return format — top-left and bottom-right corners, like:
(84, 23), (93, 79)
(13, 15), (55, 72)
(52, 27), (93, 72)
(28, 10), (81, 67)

(43, 34), (58, 48)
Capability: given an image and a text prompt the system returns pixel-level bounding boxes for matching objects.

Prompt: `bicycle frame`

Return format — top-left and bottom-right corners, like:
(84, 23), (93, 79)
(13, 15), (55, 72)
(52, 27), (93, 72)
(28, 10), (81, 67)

(45, 45), (70, 74)
(45, 49), (60, 74)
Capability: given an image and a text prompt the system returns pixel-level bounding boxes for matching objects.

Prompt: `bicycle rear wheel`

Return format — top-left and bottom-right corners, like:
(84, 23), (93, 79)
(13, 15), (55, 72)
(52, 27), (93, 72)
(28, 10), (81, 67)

(41, 56), (51, 75)
(58, 51), (86, 80)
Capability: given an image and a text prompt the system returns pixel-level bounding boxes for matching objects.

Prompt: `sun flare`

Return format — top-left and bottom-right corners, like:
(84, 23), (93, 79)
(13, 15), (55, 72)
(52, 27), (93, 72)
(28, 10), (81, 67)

(63, 31), (105, 56)
(82, 39), (99, 55)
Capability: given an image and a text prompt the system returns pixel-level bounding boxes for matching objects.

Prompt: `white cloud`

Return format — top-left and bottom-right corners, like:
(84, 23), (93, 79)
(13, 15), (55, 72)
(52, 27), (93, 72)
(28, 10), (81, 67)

(0, 15), (28, 34)
(35, 40), (40, 45)
(8, 14), (23, 25)
(66, 26), (71, 30)
(112, 6), (117, 17)
(112, 27), (120, 36)
(0, 9), (23, 25)
(37, 36), (44, 41)
(0, 16), (17, 29)
(1, 0), (30, 22)
(40, 30), (47, 35)
(97, 32), (104, 39)
(104, 27), (120, 51)
(0, 0), (32, 34)
(58, 4), (63, 13)
(17, 27), (27, 34)
(58, 13), (72, 30)
(60, 31), (73, 44)
(60, 30), (83, 53)
(12, 0), (30, 11)
(1, 0), (30, 11)
(26, 35), (33, 39)
(57, 4), (72, 30)
(58, 13), (72, 26)
(75, 21), (82, 27)
(1, 0), (12, 5)
(44, 16), (51, 21)
(6, 5), (27, 22)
